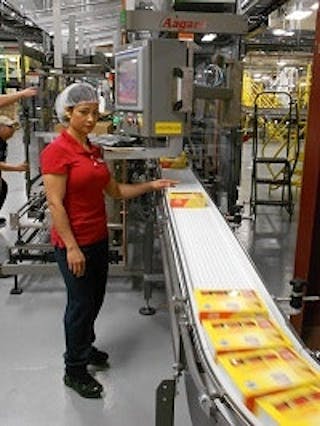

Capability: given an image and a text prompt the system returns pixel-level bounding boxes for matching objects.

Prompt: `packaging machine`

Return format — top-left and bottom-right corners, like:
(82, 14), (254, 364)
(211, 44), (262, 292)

(157, 167), (320, 426)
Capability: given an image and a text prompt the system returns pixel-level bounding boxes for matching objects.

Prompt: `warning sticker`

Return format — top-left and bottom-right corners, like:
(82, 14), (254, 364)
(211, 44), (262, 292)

(155, 122), (182, 135)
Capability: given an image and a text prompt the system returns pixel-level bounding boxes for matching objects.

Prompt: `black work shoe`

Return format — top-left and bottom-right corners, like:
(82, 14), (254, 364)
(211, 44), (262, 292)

(64, 372), (103, 398)
(88, 347), (109, 368)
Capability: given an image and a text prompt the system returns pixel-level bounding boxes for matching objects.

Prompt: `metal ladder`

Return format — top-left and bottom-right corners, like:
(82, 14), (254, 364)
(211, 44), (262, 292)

(250, 91), (299, 220)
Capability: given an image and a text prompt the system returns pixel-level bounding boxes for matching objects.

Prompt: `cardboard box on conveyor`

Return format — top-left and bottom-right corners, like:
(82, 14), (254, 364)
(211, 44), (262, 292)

(169, 192), (207, 208)
(194, 289), (268, 321)
(217, 347), (320, 412)
(255, 384), (320, 426)
(203, 317), (291, 355)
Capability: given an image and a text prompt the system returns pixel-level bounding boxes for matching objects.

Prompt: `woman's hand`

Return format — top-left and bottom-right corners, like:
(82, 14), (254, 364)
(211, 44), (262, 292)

(20, 87), (38, 98)
(16, 162), (29, 172)
(149, 179), (179, 191)
(105, 177), (179, 200)
(67, 246), (86, 277)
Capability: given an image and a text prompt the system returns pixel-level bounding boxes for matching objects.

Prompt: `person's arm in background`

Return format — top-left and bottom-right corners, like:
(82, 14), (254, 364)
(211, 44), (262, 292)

(0, 87), (37, 108)
(105, 176), (178, 200)
(0, 161), (28, 172)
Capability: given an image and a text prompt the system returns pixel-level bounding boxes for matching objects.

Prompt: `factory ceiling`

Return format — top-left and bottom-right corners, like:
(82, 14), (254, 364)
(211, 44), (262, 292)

(0, 0), (48, 44)
(3, 0), (121, 49)
(0, 0), (317, 53)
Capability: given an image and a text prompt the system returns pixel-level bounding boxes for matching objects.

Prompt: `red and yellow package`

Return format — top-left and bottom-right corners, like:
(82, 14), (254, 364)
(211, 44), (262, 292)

(203, 317), (291, 355)
(194, 289), (268, 321)
(256, 385), (320, 425)
(169, 192), (207, 208)
(217, 347), (320, 412)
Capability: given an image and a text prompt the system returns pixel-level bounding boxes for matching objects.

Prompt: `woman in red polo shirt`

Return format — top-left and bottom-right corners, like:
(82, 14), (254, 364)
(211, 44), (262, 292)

(40, 82), (177, 399)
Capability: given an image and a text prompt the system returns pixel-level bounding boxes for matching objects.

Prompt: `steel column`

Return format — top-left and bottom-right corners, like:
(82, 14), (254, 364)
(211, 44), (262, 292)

(292, 8), (320, 334)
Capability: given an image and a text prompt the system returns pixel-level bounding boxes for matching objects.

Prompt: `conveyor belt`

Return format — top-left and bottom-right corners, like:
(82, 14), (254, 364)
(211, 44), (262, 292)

(160, 168), (320, 425)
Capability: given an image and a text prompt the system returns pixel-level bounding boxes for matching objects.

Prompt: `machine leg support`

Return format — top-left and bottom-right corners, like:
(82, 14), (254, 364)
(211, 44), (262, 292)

(156, 379), (176, 426)
(10, 275), (22, 294)
(139, 279), (156, 315)
(139, 306), (156, 315)
(140, 217), (156, 315)
(139, 302), (156, 316)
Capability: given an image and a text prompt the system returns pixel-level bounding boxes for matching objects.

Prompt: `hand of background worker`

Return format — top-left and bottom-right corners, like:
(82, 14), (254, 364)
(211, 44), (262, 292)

(149, 179), (179, 191)
(20, 87), (38, 98)
(16, 162), (29, 172)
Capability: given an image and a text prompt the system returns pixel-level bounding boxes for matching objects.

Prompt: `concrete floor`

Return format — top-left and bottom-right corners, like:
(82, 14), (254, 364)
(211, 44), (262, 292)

(0, 133), (301, 425)
(0, 274), (193, 426)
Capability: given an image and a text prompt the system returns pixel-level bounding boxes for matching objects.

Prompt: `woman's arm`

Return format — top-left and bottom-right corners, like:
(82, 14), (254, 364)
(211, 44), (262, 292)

(0, 87), (37, 108)
(105, 177), (178, 200)
(42, 173), (85, 277)
(0, 161), (29, 172)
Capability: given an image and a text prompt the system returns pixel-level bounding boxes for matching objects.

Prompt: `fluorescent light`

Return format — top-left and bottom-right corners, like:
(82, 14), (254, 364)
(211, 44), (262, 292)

(285, 10), (313, 20)
(201, 33), (217, 42)
(273, 28), (286, 36)
(311, 2), (319, 11)
(285, 31), (295, 36)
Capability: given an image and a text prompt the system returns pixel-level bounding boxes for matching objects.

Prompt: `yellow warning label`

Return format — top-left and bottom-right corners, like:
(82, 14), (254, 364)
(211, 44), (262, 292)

(155, 122), (183, 135)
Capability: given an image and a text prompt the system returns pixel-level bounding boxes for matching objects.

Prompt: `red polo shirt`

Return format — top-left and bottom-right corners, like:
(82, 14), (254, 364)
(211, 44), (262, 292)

(40, 130), (111, 248)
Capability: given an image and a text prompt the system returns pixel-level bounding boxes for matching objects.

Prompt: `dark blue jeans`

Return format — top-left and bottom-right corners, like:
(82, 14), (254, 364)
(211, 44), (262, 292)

(55, 238), (109, 374)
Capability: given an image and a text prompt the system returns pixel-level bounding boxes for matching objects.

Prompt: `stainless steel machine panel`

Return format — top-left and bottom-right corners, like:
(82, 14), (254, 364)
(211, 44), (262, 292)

(115, 39), (189, 137)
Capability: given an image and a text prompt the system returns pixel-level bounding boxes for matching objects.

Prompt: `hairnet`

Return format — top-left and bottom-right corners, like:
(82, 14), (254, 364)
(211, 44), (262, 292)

(55, 82), (99, 125)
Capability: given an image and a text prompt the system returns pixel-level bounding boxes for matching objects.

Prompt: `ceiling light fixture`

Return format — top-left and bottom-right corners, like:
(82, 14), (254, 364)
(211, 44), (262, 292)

(285, 10), (313, 20)
(310, 2), (319, 11)
(272, 28), (287, 36)
(285, 30), (295, 36)
(201, 33), (217, 42)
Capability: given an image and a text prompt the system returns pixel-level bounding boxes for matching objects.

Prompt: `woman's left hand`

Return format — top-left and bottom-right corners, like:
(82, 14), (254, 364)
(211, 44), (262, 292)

(150, 179), (179, 191)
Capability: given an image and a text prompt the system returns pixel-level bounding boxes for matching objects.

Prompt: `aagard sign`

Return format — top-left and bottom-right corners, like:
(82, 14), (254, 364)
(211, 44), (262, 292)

(161, 17), (207, 32)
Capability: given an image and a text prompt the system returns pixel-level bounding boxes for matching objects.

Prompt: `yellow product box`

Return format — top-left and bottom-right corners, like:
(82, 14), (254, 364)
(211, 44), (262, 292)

(160, 151), (187, 169)
(217, 347), (320, 412)
(203, 317), (291, 355)
(256, 385), (320, 426)
(194, 289), (268, 321)
(169, 192), (207, 208)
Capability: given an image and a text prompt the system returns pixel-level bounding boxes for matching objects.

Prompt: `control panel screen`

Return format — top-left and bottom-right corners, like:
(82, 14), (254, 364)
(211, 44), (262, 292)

(115, 47), (144, 111)
(117, 57), (138, 106)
